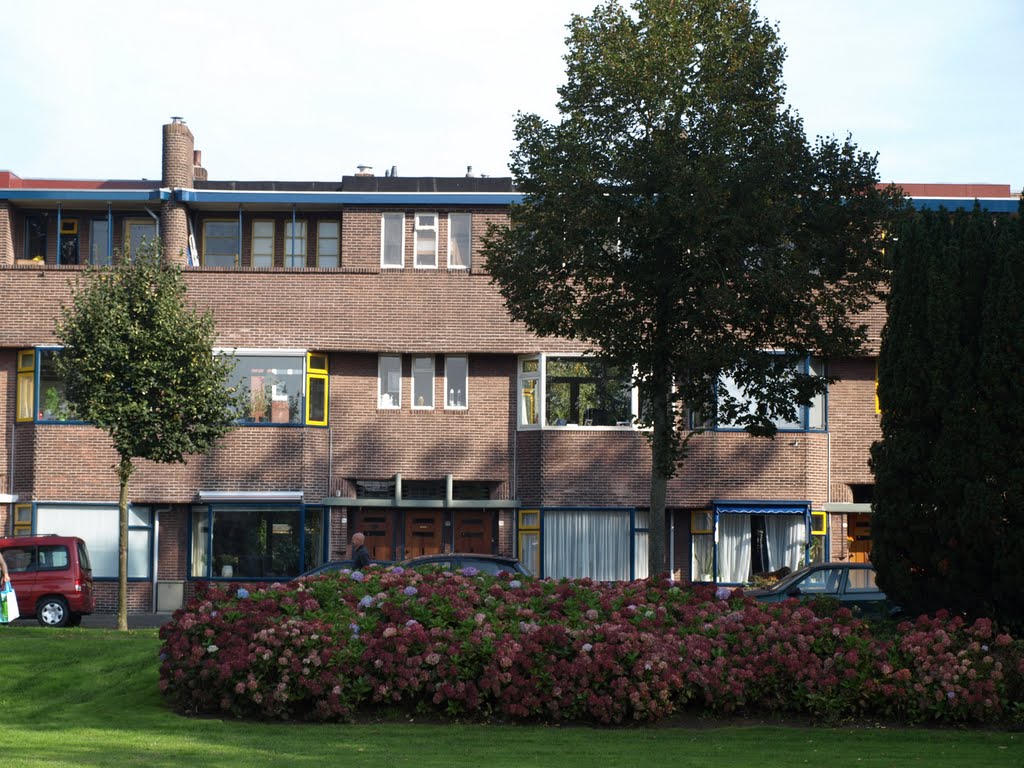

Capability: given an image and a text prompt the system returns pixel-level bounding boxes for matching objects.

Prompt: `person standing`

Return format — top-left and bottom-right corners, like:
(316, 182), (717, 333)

(350, 532), (371, 569)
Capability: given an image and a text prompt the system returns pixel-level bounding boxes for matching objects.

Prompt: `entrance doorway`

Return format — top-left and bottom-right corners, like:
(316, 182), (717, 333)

(847, 513), (872, 563)
(352, 510), (395, 561)
(453, 512), (494, 554)
(404, 511), (444, 558)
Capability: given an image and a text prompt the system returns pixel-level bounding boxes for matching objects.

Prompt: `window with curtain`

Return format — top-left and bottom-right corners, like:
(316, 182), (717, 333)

(35, 504), (152, 579)
(715, 511), (806, 583)
(448, 212), (471, 268)
(542, 508), (633, 580)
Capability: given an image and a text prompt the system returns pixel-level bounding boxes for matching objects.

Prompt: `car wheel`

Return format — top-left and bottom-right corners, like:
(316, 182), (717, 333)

(37, 597), (70, 627)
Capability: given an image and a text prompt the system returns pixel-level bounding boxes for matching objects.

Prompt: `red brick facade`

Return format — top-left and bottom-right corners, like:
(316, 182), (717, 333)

(1, 121), (1011, 611)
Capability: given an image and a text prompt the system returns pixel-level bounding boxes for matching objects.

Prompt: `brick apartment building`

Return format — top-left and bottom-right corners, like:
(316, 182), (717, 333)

(1, 119), (1017, 613)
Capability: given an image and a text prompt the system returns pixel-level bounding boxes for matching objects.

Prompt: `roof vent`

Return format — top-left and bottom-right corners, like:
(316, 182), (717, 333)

(356, 164), (373, 177)
(171, 116), (185, 124)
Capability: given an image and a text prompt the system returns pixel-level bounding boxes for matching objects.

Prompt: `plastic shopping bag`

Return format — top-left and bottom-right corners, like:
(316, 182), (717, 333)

(1, 581), (19, 623)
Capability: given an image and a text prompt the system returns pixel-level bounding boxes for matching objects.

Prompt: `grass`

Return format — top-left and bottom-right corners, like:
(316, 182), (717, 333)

(0, 626), (1020, 767)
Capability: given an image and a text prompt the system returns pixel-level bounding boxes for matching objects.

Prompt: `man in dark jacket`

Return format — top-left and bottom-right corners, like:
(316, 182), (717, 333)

(350, 532), (371, 569)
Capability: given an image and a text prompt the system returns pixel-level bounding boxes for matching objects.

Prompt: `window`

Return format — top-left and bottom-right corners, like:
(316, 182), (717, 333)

(37, 349), (77, 422)
(810, 511), (828, 564)
(414, 213), (437, 268)
(412, 355), (434, 409)
(716, 356), (826, 431)
(25, 214), (47, 261)
(381, 213), (404, 268)
(445, 355), (468, 408)
(306, 352), (329, 426)
(317, 220), (340, 268)
(252, 220), (274, 268)
(448, 212), (471, 269)
(715, 508), (806, 584)
(125, 220), (158, 261)
(379, 354), (401, 408)
(225, 353), (306, 424)
(545, 357), (634, 427)
(518, 509), (540, 578)
(59, 218), (79, 265)
(35, 504), (152, 579)
(90, 218), (111, 266)
(203, 220), (240, 267)
(518, 357), (540, 427)
(543, 508), (636, 580)
(13, 503), (33, 537)
(16, 350), (34, 422)
(190, 505), (324, 579)
(284, 220), (307, 267)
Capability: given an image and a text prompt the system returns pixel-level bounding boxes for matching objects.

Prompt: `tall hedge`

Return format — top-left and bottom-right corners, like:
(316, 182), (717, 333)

(871, 203), (1024, 630)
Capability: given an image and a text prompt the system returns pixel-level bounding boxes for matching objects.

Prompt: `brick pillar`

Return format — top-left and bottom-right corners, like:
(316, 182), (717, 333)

(0, 201), (13, 265)
(160, 118), (194, 265)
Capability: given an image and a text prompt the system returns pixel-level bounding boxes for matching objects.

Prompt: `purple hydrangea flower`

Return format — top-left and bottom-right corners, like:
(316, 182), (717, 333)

(350, 571), (365, 582)
(715, 587), (732, 600)
(358, 595), (374, 608)
(236, 588), (250, 599)
(508, 580), (522, 589)
(403, 586), (418, 596)
(461, 566), (479, 576)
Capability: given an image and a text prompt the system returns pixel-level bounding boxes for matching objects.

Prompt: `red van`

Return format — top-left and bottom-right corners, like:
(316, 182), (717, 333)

(0, 535), (95, 627)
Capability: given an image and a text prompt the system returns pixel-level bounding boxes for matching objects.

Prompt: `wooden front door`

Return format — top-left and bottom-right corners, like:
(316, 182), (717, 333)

(848, 513), (872, 563)
(353, 510), (395, 561)
(404, 511), (444, 558)
(453, 511), (494, 554)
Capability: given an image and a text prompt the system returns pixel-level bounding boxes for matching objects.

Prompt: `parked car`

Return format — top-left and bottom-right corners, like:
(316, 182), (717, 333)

(293, 559), (394, 580)
(0, 534), (95, 627)
(745, 562), (898, 616)
(401, 553), (531, 577)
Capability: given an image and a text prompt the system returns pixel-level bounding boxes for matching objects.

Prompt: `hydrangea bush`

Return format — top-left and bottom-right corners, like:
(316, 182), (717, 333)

(158, 568), (1024, 725)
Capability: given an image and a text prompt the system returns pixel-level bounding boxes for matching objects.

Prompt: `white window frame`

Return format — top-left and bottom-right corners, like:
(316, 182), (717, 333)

(444, 355), (468, 409)
(447, 212), (471, 269)
(378, 354), (402, 409)
(252, 220), (274, 268)
(381, 213), (405, 269)
(414, 212), (438, 269)
(317, 220), (340, 268)
(411, 355), (435, 410)
(518, 356), (541, 429)
(284, 219), (307, 268)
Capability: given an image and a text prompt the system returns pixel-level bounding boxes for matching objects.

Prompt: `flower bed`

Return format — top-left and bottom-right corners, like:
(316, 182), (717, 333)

(158, 568), (1024, 726)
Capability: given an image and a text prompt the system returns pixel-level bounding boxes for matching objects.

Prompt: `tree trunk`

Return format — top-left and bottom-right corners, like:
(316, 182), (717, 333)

(117, 457), (134, 631)
(647, 365), (673, 578)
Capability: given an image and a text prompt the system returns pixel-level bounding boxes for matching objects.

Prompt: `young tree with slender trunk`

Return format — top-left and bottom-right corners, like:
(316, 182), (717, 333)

(483, 0), (902, 575)
(55, 244), (238, 630)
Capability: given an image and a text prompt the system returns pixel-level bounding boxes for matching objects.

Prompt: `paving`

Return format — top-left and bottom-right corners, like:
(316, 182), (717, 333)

(7, 612), (175, 630)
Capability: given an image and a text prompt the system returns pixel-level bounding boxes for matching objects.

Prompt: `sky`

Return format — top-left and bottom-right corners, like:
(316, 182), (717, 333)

(1, 0), (1020, 189)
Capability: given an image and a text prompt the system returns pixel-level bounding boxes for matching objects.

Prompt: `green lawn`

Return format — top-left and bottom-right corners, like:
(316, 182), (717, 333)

(0, 627), (1019, 767)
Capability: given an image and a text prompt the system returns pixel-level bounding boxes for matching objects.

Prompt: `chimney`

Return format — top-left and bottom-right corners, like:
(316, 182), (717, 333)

(466, 165), (474, 178)
(356, 165), (374, 177)
(192, 149), (208, 182)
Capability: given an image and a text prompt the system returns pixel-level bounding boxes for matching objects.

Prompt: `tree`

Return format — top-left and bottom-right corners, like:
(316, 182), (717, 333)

(870, 205), (1024, 629)
(483, 0), (901, 575)
(55, 244), (238, 630)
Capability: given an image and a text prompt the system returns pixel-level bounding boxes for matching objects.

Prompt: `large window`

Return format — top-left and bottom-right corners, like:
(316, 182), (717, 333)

(223, 351), (328, 426)
(317, 220), (340, 268)
(414, 213), (437, 268)
(126, 220), (158, 261)
(412, 355), (434, 409)
(252, 220), (275, 267)
(445, 355), (468, 409)
(379, 354), (402, 408)
(713, 507), (807, 584)
(716, 356), (826, 431)
(37, 349), (77, 421)
(381, 213), (404, 268)
(284, 220), (307, 268)
(518, 355), (640, 429)
(203, 220), (240, 267)
(448, 212), (471, 269)
(543, 508), (644, 580)
(190, 505), (324, 579)
(90, 218), (111, 266)
(25, 214), (47, 261)
(35, 504), (152, 579)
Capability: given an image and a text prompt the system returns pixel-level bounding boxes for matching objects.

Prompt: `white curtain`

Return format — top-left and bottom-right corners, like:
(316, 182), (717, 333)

(35, 504), (151, 579)
(764, 514), (805, 572)
(717, 513), (752, 583)
(633, 509), (649, 580)
(544, 509), (632, 580)
(691, 534), (714, 580)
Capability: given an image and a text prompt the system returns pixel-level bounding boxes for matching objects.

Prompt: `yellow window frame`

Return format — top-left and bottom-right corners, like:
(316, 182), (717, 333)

(517, 509), (540, 577)
(13, 503), (33, 536)
(16, 349), (35, 422)
(691, 510), (713, 534)
(811, 510), (828, 536)
(305, 352), (329, 426)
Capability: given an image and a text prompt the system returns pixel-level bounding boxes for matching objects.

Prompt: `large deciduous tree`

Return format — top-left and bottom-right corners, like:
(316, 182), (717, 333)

(55, 245), (238, 630)
(871, 204), (1024, 629)
(483, 0), (901, 575)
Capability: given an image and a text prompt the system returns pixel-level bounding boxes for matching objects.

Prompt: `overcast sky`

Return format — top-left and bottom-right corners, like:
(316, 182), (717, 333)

(2, 0), (1020, 189)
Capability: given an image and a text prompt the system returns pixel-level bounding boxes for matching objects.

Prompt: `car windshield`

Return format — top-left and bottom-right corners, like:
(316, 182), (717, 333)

(767, 565), (815, 593)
